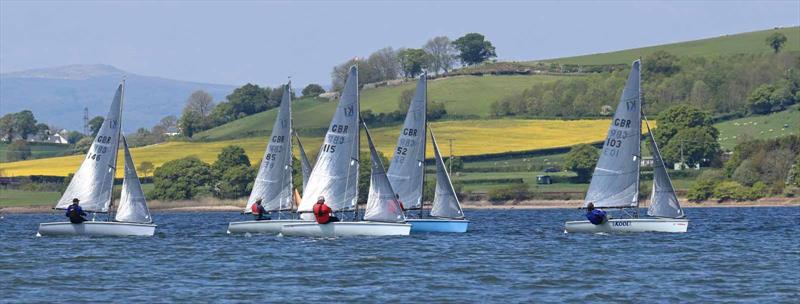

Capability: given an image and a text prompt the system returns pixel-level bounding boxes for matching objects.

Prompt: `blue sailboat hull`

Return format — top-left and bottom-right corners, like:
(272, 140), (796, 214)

(406, 219), (469, 233)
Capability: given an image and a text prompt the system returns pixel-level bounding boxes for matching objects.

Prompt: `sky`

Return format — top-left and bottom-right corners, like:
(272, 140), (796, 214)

(1, 0), (799, 88)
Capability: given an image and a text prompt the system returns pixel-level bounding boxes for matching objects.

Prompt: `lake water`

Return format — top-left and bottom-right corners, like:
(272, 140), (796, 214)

(1, 207), (798, 303)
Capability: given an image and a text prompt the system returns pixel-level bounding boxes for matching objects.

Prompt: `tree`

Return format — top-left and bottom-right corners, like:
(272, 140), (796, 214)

(331, 58), (381, 90)
(214, 165), (255, 199)
(653, 104), (719, 165)
(88, 116), (104, 137)
(0, 114), (14, 141)
(185, 90), (215, 117)
(72, 137), (94, 154)
(6, 140), (31, 161)
(35, 123), (50, 140)
(225, 83), (272, 116)
(564, 144), (599, 183)
(367, 47), (401, 81)
(452, 33), (497, 66)
(178, 109), (202, 138)
(644, 51), (680, 77)
(445, 156), (464, 173)
(747, 84), (779, 114)
(424, 36), (457, 74)
(212, 145), (251, 177)
(302, 84), (325, 97)
(151, 156), (213, 200)
(765, 32), (788, 53)
(138, 161), (154, 178)
(66, 131), (84, 144)
(157, 115), (178, 134)
(398, 48), (431, 78)
(12, 110), (37, 140)
(660, 128), (720, 166)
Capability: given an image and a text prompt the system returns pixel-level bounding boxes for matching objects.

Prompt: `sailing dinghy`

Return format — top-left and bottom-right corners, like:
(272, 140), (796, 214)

(281, 66), (410, 237)
(564, 60), (688, 233)
(227, 83), (309, 234)
(38, 83), (156, 237)
(281, 121), (410, 237)
(406, 128), (469, 232)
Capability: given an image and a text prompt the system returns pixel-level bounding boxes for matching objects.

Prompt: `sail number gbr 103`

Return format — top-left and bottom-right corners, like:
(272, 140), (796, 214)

(322, 124), (349, 153)
(604, 118), (633, 158)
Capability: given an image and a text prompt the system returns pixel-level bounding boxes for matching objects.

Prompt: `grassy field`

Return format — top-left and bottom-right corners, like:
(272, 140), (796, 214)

(195, 74), (571, 140)
(714, 106), (799, 150)
(536, 27), (800, 65)
(0, 142), (72, 162)
(0, 189), (61, 207)
(1, 118), (638, 177)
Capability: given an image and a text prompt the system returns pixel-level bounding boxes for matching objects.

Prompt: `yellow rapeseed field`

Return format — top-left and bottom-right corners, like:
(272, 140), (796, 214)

(0, 119), (653, 177)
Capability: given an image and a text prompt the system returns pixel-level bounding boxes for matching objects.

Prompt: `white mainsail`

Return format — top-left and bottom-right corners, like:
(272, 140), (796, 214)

(56, 83), (124, 212)
(295, 131), (312, 192)
(429, 128), (464, 219)
(363, 123), (406, 223)
(298, 66), (360, 214)
(584, 60), (642, 208)
(246, 84), (294, 212)
(387, 73), (427, 209)
(115, 136), (152, 223)
(645, 120), (684, 218)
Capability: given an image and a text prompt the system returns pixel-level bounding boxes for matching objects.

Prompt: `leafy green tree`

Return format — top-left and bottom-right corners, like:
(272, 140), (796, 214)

(653, 104), (719, 165)
(644, 51), (680, 77)
(0, 114), (14, 141)
(6, 140), (31, 161)
(214, 165), (255, 199)
(731, 159), (760, 186)
(66, 131), (84, 144)
(564, 144), (599, 183)
(212, 145), (251, 177)
(12, 110), (37, 139)
(398, 48), (430, 78)
(88, 116), (104, 137)
(687, 178), (717, 202)
(72, 137), (93, 154)
(151, 156), (213, 200)
(765, 32), (788, 53)
(137, 161), (154, 178)
(302, 84), (325, 97)
(453, 33), (497, 66)
(445, 156), (464, 173)
(747, 84), (779, 114)
(178, 109), (203, 138)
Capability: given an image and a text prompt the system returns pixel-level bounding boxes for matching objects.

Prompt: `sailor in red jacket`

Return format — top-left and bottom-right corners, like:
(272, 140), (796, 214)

(313, 196), (339, 224)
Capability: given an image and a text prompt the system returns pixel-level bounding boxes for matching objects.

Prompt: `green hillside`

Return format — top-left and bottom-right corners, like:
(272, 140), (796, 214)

(196, 74), (569, 140)
(538, 27), (800, 65)
(0, 142), (72, 162)
(715, 106), (799, 150)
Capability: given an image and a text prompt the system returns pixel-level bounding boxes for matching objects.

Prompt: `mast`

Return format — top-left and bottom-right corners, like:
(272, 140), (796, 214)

(634, 60), (642, 218)
(419, 72), (428, 219)
(109, 78), (125, 221)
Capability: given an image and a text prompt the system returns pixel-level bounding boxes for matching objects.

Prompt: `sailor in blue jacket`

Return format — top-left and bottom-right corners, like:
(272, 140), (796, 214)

(585, 202), (607, 225)
(66, 198), (88, 224)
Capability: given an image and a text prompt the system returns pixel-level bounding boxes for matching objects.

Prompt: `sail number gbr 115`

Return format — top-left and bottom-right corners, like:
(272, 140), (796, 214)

(322, 124), (349, 153)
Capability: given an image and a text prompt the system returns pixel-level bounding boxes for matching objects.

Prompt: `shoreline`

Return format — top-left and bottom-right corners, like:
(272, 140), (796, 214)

(2, 198), (797, 214)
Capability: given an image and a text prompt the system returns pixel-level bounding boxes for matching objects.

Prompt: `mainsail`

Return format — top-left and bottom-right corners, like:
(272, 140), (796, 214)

(584, 60), (642, 208)
(295, 131), (312, 192)
(115, 136), (152, 223)
(387, 73), (427, 209)
(246, 84), (294, 212)
(298, 66), (360, 213)
(645, 120), (684, 218)
(363, 123), (406, 223)
(429, 128), (464, 219)
(56, 83), (124, 212)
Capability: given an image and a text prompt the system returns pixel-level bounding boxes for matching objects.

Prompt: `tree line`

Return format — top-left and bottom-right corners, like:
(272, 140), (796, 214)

(491, 51), (800, 119)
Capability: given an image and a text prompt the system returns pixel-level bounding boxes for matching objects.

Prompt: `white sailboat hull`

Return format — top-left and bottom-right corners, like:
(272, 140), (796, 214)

(564, 218), (689, 233)
(227, 219), (310, 234)
(407, 218), (469, 233)
(281, 221), (411, 237)
(37, 221), (156, 237)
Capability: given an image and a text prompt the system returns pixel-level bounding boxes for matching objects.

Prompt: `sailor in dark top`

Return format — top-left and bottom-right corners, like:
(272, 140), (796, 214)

(65, 198), (88, 224)
(585, 202), (608, 225)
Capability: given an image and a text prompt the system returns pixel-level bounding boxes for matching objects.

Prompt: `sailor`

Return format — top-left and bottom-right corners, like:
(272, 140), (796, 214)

(585, 202), (608, 225)
(313, 196), (339, 224)
(251, 199), (270, 221)
(395, 194), (405, 211)
(65, 198), (88, 224)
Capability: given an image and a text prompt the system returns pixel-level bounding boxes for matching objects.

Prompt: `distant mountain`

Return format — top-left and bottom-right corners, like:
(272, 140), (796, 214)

(0, 64), (235, 132)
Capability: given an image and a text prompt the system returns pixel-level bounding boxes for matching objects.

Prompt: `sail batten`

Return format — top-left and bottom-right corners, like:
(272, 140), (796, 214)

(387, 73), (427, 210)
(645, 120), (684, 218)
(115, 136), (152, 223)
(429, 128), (464, 219)
(298, 66), (360, 213)
(364, 123), (406, 223)
(246, 84), (294, 212)
(584, 60), (642, 208)
(56, 83), (124, 213)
